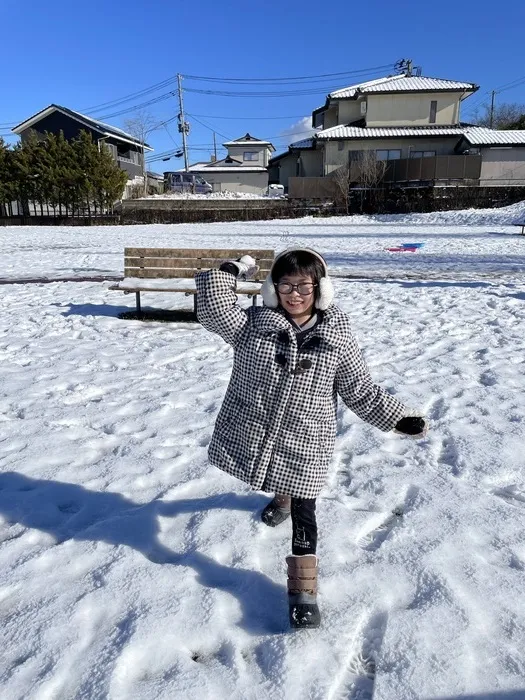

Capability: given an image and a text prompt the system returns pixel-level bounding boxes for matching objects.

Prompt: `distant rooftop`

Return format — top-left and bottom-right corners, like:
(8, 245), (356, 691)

(12, 104), (153, 149)
(328, 74), (478, 100)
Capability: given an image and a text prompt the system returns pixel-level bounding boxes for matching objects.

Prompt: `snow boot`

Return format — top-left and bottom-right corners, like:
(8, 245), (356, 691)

(261, 494), (291, 527)
(286, 554), (321, 629)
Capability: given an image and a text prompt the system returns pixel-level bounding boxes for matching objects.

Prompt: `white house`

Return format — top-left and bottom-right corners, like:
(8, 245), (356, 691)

(270, 71), (525, 189)
(178, 134), (275, 194)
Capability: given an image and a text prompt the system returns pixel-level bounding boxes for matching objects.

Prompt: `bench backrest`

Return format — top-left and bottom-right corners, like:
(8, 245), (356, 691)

(124, 248), (274, 281)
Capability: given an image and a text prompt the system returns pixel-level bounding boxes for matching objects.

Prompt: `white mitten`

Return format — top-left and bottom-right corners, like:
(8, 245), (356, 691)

(221, 255), (259, 280)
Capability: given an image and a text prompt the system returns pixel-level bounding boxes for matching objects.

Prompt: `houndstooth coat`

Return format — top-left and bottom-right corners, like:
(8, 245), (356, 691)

(196, 269), (407, 499)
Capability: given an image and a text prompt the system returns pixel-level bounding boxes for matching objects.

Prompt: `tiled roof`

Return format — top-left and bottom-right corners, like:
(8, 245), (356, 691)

(184, 163), (267, 172)
(460, 128), (525, 145)
(315, 125), (473, 139)
(289, 137), (315, 149)
(329, 74), (477, 99)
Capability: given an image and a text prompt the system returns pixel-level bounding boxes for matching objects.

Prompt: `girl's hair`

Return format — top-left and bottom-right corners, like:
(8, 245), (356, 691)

(271, 250), (325, 301)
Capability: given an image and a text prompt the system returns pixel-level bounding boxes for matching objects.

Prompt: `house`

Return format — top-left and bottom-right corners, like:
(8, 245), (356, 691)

(11, 104), (153, 197)
(174, 134), (275, 194)
(455, 129), (525, 186)
(271, 71), (525, 191)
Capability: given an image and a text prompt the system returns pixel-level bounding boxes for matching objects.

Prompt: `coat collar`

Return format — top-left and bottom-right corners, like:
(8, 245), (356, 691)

(254, 304), (346, 348)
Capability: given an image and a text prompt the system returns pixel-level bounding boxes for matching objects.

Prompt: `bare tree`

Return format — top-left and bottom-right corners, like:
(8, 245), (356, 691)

(331, 165), (352, 213)
(124, 111), (160, 196)
(472, 102), (525, 130)
(355, 150), (388, 189)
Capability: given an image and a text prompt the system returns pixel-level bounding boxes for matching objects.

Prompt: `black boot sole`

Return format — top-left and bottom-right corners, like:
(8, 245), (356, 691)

(289, 603), (321, 629)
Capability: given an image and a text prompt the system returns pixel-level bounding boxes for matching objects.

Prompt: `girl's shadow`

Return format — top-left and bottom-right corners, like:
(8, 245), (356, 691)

(0, 472), (287, 635)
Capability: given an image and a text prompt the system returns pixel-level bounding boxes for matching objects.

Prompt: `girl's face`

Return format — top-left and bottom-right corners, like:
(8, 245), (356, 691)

(276, 273), (316, 322)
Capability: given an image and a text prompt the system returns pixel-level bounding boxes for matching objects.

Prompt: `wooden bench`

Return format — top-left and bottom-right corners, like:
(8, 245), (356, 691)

(513, 222), (525, 235)
(109, 247), (274, 316)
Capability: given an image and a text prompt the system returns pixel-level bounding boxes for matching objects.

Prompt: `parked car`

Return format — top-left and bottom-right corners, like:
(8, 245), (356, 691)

(164, 172), (213, 194)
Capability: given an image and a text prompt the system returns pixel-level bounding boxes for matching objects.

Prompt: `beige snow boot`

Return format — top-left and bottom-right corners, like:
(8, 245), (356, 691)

(286, 554), (321, 629)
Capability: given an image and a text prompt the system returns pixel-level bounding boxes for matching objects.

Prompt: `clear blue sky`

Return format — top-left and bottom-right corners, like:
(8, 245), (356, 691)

(1, 0), (524, 169)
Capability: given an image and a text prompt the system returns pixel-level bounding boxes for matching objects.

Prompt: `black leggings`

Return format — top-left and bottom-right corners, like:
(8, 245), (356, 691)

(291, 498), (317, 555)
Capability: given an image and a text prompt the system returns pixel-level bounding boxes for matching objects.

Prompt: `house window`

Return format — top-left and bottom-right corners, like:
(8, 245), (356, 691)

(348, 150), (364, 162)
(430, 100), (437, 124)
(243, 151), (259, 161)
(376, 149), (401, 161)
(410, 150), (436, 158)
(338, 141), (344, 151)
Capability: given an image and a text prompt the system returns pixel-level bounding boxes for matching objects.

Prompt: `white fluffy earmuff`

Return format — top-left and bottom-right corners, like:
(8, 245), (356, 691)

(261, 248), (334, 310)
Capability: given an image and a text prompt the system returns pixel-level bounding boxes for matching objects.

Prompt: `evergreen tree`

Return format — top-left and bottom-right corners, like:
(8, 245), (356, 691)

(0, 139), (17, 210)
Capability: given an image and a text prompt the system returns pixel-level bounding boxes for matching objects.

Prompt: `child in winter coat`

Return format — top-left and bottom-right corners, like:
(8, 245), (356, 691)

(196, 248), (428, 629)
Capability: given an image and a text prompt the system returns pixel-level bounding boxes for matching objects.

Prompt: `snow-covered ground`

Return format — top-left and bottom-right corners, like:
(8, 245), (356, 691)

(140, 190), (271, 200)
(2, 203), (525, 699)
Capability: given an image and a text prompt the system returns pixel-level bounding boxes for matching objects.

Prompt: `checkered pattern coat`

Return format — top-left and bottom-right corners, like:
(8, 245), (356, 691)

(196, 269), (407, 499)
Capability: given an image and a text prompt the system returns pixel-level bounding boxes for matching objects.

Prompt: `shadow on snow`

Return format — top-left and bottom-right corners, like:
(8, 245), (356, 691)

(0, 472), (286, 635)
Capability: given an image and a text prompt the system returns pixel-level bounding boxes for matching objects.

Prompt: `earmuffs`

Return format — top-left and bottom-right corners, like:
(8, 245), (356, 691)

(261, 247), (335, 311)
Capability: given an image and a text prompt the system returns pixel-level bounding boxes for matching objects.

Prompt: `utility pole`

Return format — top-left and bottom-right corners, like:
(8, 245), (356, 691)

(490, 90), (496, 129)
(213, 132), (217, 162)
(177, 73), (190, 172)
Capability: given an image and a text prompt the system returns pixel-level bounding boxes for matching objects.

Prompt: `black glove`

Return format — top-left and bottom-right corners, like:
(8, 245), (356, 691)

(394, 416), (428, 438)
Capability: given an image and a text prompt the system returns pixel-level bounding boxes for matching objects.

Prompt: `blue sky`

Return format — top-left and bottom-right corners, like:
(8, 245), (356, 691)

(1, 0), (524, 169)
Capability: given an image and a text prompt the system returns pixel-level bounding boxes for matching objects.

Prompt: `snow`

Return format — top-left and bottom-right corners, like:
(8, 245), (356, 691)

(140, 190), (269, 200)
(2, 201), (525, 699)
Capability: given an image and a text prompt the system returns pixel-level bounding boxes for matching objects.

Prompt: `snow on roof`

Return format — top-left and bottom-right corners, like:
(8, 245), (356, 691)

(180, 163), (267, 173)
(460, 128), (525, 146)
(329, 74), (477, 99)
(289, 137), (315, 149)
(222, 132), (275, 151)
(315, 125), (491, 140)
(12, 104), (153, 150)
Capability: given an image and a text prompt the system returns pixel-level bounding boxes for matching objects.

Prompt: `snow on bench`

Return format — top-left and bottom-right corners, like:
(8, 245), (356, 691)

(109, 247), (274, 316)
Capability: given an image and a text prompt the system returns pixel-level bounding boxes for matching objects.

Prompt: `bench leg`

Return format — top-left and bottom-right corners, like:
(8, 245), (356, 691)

(252, 295), (258, 307)
(193, 294), (197, 316)
(135, 291), (142, 315)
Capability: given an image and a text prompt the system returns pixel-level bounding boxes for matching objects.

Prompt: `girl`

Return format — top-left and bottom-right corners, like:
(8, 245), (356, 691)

(196, 248), (427, 629)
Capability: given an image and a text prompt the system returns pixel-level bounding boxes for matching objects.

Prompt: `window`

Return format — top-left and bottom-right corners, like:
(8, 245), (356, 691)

(410, 150), (436, 158)
(348, 150), (364, 162)
(429, 100), (437, 124)
(338, 141), (344, 151)
(376, 149), (401, 161)
(243, 151), (259, 161)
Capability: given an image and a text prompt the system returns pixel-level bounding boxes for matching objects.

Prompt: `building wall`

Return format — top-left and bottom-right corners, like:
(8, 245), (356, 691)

(299, 149), (323, 177)
(479, 147), (525, 186)
(273, 153), (299, 190)
(226, 145), (271, 167)
(366, 93), (461, 127)
(323, 137), (461, 174)
(320, 106), (339, 129)
(337, 99), (365, 125)
(197, 171), (269, 194)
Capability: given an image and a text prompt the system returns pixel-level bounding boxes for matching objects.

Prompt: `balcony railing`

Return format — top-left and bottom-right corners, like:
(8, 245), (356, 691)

(370, 155), (481, 184)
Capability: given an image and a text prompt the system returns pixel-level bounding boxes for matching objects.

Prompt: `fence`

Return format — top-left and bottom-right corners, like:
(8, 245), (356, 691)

(0, 199), (118, 226)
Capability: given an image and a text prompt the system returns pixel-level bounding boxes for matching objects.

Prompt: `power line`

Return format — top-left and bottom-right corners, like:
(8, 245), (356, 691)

(181, 64), (395, 84)
(183, 78), (388, 99)
(189, 113), (307, 120)
(96, 91), (176, 120)
(82, 75), (179, 114)
(186, 113), (232, 141)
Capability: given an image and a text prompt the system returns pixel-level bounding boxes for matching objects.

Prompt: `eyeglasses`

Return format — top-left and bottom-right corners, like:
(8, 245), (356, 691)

(276, 282), (317, 295)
